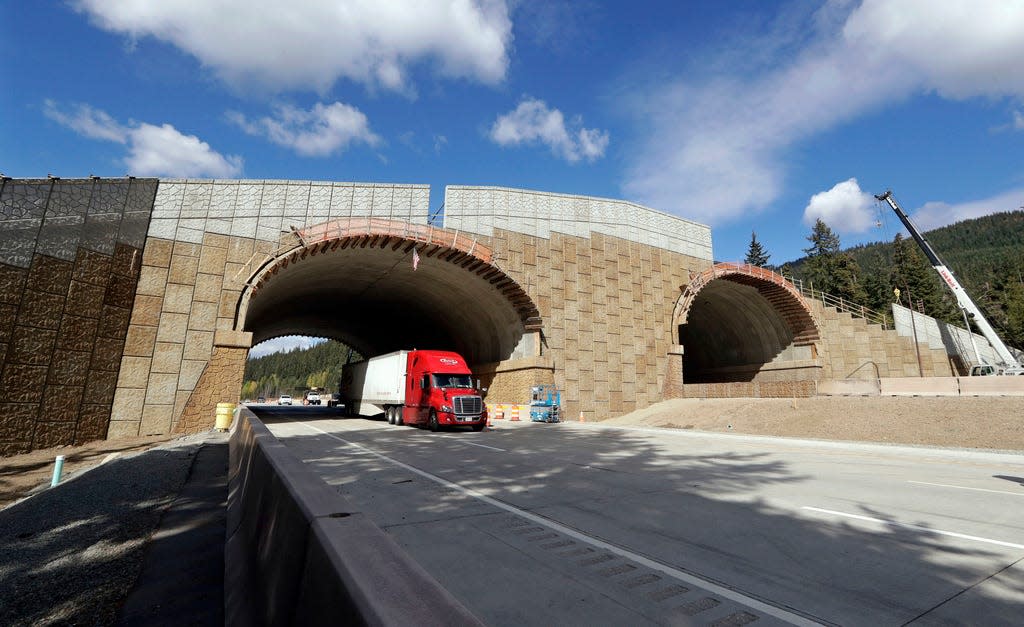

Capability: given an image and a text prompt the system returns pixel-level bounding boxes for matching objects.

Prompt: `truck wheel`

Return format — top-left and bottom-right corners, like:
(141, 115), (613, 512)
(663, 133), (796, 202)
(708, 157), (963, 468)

(386, 407), (395, 424)
(472, 423), (484, 432)
(395, 408), (404, 426)
(429, 410), (439, 432)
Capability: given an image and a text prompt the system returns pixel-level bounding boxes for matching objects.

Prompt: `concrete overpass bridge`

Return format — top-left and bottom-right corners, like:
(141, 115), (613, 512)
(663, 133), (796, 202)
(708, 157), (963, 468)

(0, 177), (953, 454)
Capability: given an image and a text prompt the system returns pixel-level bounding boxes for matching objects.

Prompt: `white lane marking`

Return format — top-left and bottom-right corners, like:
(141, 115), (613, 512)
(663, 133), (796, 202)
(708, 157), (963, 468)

(293, 419), (821, 626)
(909, 480), (1024, 496)
(802, 507), (1024, 550)
(444, 438), (506, 452)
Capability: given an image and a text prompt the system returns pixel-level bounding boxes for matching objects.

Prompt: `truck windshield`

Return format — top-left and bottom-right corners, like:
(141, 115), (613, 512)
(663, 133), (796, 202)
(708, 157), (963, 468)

(433, 373), (474, 388)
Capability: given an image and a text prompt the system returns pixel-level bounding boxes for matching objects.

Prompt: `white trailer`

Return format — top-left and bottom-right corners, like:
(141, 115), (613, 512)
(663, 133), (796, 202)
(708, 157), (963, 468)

(340, 350), (409, 416)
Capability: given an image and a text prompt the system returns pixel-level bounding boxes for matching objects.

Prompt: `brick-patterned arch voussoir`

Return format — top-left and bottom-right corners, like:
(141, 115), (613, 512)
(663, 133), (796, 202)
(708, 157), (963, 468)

(674, 262), (820, 345)
(235, 218), (541, 332)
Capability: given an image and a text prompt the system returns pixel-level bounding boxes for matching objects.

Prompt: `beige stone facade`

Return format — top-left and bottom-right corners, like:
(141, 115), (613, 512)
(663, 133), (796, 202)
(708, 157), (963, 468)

(812, 301), (953, 379)
(482, 229), (709, 421)
(105, 225), (710, 435)
(109, 234), (273, 437)
(0, 178), (978, 455)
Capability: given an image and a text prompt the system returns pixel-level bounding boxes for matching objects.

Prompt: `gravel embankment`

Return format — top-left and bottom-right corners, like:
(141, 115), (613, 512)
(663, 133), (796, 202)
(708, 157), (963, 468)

(0, 434), (214, 626)
(603, 396), (1024, 451)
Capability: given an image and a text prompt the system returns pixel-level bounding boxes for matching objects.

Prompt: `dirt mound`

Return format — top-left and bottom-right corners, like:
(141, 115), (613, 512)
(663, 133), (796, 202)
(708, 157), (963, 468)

(602, 396), (1024, 451)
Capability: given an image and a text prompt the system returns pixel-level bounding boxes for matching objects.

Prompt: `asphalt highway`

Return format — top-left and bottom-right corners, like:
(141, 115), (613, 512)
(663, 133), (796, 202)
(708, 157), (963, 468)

(255, 406), (1024, 626)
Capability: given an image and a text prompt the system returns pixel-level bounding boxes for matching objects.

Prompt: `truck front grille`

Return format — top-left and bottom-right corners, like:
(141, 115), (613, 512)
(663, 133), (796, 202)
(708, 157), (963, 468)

(453, 395), (483, 416)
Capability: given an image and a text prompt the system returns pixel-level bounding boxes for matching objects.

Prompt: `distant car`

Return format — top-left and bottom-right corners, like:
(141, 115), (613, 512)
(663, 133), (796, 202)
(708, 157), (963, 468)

(327, 393), (341, 407)
(257, 396), (266, 403)
(306, 390), (321, 405)
(278, 394), (292, 405)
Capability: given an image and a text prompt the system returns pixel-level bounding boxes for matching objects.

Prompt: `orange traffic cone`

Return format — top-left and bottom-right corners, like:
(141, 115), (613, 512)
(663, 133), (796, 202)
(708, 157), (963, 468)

(511, 406), (520, 422)
(578, 411), (585, 423)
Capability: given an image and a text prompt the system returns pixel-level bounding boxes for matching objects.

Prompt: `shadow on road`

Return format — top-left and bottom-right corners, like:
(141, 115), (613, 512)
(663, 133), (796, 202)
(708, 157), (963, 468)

(257, 407), (1022, 624)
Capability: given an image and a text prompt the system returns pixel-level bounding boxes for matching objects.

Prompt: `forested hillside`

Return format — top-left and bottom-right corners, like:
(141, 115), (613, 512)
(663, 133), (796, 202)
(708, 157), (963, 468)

(779, 211), (1024, 349)
(241, 340), (360, 399)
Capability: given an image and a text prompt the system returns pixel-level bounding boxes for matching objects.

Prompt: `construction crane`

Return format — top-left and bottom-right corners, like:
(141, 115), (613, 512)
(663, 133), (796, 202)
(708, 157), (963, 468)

(875, 190), (1024, 375)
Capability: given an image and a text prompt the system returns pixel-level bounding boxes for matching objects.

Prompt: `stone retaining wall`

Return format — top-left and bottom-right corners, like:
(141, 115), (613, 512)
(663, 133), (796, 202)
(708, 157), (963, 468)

(0, 178), (157, 456)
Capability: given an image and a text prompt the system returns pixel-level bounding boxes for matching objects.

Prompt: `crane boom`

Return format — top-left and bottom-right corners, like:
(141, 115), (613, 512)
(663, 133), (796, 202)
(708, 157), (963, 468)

(875, 190), (1022, 370)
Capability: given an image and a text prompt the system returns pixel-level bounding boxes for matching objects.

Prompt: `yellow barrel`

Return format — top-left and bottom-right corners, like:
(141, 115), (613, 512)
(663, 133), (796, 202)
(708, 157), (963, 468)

(215, 402), (236, 431)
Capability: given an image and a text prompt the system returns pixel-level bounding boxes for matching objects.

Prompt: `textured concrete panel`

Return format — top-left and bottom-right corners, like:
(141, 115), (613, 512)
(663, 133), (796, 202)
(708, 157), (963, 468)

(152, 341), (184, 374)
(444, 186), (713, 261)
(145, 372), (179, 405)
(117, 356), (153, 388)
(28, 255), (74, 295)
(77, 404), (112, 443)
(111, 387), (147, 422)
(99, 305), (132, 339)
(124, 324), (158, 357)
(162, 283), (195, 314)
(9, 328), (58, 366)
(156, 312), (189, 344)
(67, 280), (106, 319)
(140, 404), (174, 435)
(85, 369), (119, 404)
(148, 179), (432, 245)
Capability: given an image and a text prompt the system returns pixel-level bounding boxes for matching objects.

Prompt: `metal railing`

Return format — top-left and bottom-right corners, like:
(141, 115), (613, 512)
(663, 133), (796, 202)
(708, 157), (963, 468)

(782, 275), (891, 329)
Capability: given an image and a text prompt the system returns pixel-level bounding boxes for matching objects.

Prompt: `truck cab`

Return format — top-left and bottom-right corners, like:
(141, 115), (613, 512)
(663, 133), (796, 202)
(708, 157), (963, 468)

(404, 351), (486, 431)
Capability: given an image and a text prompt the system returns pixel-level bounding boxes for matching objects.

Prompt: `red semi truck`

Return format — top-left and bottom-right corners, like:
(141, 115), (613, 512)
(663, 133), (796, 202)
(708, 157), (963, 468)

(340, 350), (487, 432)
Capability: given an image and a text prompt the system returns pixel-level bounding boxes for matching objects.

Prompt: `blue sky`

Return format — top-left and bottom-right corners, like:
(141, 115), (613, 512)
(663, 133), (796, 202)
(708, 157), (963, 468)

(4, 1), (1024, 358)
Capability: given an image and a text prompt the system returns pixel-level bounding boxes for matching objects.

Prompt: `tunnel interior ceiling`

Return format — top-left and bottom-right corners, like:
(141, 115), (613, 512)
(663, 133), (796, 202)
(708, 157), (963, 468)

(242, 244), (527, 365)
(683, 280), (796, 382)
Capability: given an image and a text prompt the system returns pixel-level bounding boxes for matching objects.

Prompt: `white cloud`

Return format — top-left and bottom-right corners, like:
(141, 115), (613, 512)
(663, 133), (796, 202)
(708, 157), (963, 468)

(70, 0), (512, 93)
(490, 98), (609, 163)
(228, 102), (380, 157)
(43, 100), (129, 143)
(803, 178), (876, 233)
(45, 101), (242, 177)
(249, 335), (326, 358)
(1014, 110), (1024, 130)
(623, 0), (1024, 225)
(128, 123), (243, 177)
(433, 134), (448, 155)
(911, 188), (1024, 231)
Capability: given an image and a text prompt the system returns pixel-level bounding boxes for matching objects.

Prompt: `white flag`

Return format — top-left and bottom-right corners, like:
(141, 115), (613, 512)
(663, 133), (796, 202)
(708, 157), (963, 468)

(412, 247), (420, 271)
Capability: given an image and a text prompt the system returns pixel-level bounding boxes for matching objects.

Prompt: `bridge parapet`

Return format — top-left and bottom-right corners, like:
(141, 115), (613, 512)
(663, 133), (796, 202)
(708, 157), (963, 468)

(443, 185), (713, 260)
(148, 180), (430, 245)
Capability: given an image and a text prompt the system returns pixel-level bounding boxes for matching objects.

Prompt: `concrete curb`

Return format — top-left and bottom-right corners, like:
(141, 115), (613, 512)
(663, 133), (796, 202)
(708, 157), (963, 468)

(226, 408), (483, 626)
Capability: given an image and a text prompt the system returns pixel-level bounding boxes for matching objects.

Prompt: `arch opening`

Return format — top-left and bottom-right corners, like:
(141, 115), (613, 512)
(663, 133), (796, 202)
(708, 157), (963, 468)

(675, 264), (821, 384)
(237, 219), (542, 368)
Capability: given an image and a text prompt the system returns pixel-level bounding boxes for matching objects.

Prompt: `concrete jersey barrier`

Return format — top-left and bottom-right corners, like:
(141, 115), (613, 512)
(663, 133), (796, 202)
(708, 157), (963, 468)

(226, 408), (483, 626)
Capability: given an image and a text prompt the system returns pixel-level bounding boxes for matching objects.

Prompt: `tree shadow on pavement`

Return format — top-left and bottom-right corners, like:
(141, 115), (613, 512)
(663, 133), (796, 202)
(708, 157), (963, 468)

(262, 411), (1024, 626)
(0, 439), (215, 626)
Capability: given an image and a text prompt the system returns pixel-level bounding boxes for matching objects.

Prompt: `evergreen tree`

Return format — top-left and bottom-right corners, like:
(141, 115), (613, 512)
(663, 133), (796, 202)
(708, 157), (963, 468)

(801, 219), (867, 303)
(860, 250), (892, 312)
(778, 210), (1024, 338)
(892, 233), (955, 322)
(830, 252), (868, 304)
(744, 231), (770, 267)
(243, 340), (360, 397)
(802, 219), (838, 292)
(983, 257), (1024, 349)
